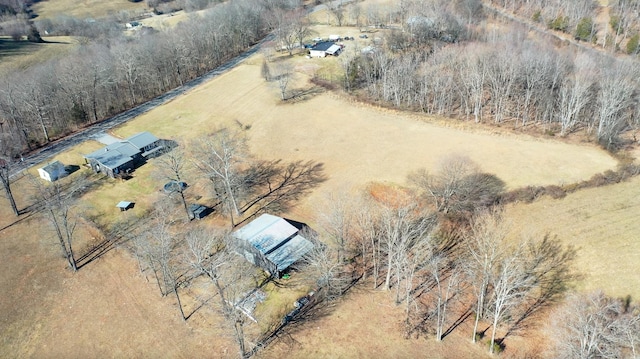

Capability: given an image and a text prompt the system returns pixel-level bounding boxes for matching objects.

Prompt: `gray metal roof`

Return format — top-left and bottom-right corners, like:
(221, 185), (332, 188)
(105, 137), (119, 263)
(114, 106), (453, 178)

(85, 142), (139, 160)
(84, 131), (159, 170)
(126, 131), (159, 150)
(266, 234), (314, 271)
(234, 214), (314, 272)
(325, 44), (341, 55)
(89, 150), (134, 170)
(311, 41), (336, 52)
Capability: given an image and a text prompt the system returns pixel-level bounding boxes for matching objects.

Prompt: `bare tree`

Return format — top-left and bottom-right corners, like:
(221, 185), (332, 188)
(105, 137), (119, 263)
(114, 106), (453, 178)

(317, 191), (355, 263)
(486, 44), (518, 124)
(302, 237), (351, 301)
(0, 134), (19, 216)
(595, 60), (637, 148)
(350, 4), (362, 31)
(261, 59), (272, 82)
(269, 7), (310, 54)
(409, 155), (504, 216)
(430, 256), (462, 341)
(463, 209), (508, 343)
(135, 201), (187, 320)
(550, 292), (627, 359)
(274, 62), (294, 101)
(31, 175), (88, 271)
(486, 242), (532, 354)
(398, 230), (435, 338)
(458, 47), (488, 123)
(557, 54), (596, 136)
(351, 192), (381, 284)
(191, 129), (248, 226)
(376, 192), (436, 291)
(185, 227), (255, 358)
(327, 0), (346, 26)
(155, 146), (191, 221)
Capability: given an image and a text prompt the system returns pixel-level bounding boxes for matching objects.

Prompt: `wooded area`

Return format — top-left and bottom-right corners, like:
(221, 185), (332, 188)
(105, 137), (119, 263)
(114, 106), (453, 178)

(0, 0), (292, 157)
(342, 0), (640, 149)
(1, 0), (640, 357)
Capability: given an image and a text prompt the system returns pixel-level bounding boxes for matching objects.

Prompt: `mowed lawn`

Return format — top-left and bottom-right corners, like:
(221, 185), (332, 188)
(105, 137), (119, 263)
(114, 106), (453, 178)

(505, 176), (640, 300)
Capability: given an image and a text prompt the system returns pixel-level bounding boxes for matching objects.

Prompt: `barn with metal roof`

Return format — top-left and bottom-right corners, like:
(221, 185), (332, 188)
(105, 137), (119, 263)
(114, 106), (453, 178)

(233, 214), (314, 277)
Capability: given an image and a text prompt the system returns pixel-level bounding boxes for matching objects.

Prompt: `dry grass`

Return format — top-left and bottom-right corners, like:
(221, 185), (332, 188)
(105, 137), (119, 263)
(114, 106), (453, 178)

(139, 10), (193, 30)
(0, 36), (78, 75)
(32, 0), (148, 20)
(258, 287), (492, 359)
(505, 176), (640, 300)
(0, 15), (633, 359)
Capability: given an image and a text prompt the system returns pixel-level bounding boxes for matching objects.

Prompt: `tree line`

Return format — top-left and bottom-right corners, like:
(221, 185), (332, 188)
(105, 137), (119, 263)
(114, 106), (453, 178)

(343, 10), (640, 149)
(288, 154), (640, 356)
(488, 0), (640, 55)
(0, 0), (304, 157)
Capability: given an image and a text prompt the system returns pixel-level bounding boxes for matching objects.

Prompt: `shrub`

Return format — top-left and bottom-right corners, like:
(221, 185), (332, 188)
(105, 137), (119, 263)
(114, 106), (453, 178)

(626, 34), (639, 55)
(609, 15), (621, 33)
(488, 340), (504, 354)
(575, 17), (595, 42)
(548, 16), (569, 32)
(532, 10), (541, 23)
(544, 185), (566, 199)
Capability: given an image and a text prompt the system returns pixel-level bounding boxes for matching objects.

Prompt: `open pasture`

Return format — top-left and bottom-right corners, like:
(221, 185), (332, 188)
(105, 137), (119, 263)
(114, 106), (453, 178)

(505, 176), (640, 300)
(117, 56), (617, 214)
(31, 0), (148, 20)
(0, 38), (630, 359)
(0, 36), (77, 74)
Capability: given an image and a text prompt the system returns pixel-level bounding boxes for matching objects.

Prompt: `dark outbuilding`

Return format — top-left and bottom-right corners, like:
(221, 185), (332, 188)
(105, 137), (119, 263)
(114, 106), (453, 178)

(233, 214), (314, 278)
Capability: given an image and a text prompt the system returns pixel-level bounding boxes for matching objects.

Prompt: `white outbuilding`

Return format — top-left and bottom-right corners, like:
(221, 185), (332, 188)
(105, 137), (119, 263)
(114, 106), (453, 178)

(37, 161), (67, 182)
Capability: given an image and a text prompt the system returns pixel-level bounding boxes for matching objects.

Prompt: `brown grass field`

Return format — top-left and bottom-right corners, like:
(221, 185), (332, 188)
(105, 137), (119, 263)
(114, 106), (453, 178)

(505, 176), (640, 300)
(31, 0), (148, 20)
(0, 36), (78, 75)
(0, 15), (637, 358)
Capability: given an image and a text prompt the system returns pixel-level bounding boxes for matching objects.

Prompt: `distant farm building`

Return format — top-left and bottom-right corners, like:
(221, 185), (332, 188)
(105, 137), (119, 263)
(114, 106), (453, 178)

(37, 161), (67, 182)
(233, 214), (314, 278)
(309, 41), (342, 58)
(83, 131), (163, 178)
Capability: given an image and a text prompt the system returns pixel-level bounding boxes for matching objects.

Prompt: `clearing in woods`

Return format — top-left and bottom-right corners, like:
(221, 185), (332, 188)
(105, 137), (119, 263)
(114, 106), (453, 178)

(0, 46), (630, 357)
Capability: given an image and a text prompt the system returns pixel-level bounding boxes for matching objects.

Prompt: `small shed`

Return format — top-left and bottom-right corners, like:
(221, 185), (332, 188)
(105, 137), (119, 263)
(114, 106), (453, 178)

(188, 204), (211, 220)
(116, 201), (134, 211)
(233, 214), (314, 277)
(309, 41), (342, 58)
(37, 161), (66, 182)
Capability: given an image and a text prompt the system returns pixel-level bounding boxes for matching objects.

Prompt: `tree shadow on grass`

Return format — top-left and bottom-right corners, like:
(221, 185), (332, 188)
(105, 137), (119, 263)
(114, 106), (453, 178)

(0, 210), (37, 233)
(248, 291), (337, 358)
